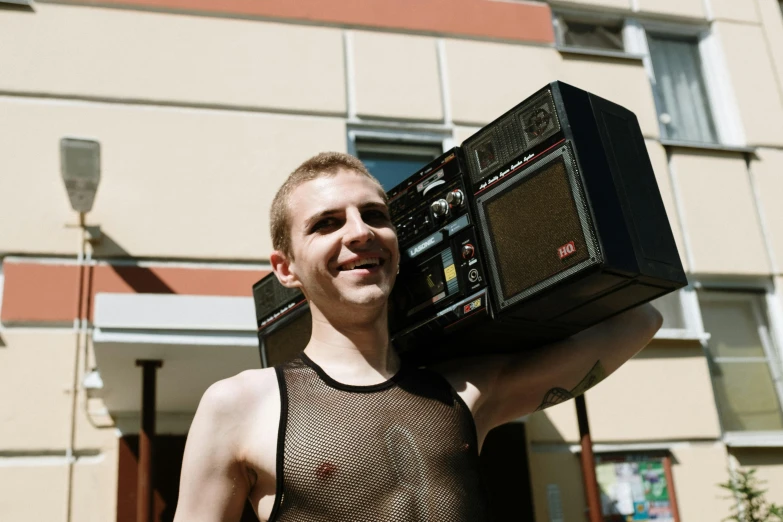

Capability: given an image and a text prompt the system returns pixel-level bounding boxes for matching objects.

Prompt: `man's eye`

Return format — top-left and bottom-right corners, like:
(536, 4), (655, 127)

(364, 210), (390, 223)
(312, 218), (339, 232)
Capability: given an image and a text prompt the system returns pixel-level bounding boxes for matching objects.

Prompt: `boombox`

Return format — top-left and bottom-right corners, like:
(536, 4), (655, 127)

(252, 81), (687, 366)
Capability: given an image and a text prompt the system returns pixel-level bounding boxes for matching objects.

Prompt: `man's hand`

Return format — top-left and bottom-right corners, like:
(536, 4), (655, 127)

(440, 303), (663, 441)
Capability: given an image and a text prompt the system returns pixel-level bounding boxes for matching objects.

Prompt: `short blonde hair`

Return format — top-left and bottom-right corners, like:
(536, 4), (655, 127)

(270, 152), (387, 259)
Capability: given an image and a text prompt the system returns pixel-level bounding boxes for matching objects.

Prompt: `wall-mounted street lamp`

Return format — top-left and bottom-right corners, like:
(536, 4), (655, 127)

(60, 137), (101, 214)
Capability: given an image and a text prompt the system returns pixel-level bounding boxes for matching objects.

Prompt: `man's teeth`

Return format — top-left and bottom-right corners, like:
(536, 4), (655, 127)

(341, 257), (381, 271)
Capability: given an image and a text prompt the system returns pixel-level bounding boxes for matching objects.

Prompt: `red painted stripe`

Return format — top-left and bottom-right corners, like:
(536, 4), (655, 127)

(1, 260), (268, 324)
(56, 0), (555, 44)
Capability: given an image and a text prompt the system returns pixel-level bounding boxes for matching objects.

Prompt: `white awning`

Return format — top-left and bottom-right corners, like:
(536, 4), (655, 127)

(91, 293), (262, 434)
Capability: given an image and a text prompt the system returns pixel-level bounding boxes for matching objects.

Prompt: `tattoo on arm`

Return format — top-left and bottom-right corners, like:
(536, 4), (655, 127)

(535, 361), (607, 411)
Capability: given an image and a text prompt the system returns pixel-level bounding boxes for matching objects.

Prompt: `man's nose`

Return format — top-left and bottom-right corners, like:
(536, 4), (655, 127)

(343, 211), (374, 245)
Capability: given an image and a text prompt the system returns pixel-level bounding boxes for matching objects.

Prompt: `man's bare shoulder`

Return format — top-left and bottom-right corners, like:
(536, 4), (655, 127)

(197, 367), (279, 422)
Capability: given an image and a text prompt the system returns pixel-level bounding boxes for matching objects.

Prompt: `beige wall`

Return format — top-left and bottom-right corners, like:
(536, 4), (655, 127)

(353, 31), (443, 122)
(0, 4), (346, 115)
(671, 443), (734, 522)
(445, 39), (562, 126)
(732, 448), (783, 505)
(637, 0), (707, 19)
(750, 148), (783, 274)
(445, 40), (657, 136)
(712, 0), (761, 22)
(588, 344), (722, 442)
(0, 464), (68, 521)
(0, 97), (347, 259)
(0, 331), (76, 450)
(756, 0), (783, 105)
(718, 22), (783, 147)
(71, 452), (120, 522)
(527, 342), (721, 444)
(671, 150), (772, 275)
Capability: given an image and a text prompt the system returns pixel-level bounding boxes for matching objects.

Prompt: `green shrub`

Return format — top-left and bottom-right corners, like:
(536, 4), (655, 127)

(719, 468), (783, 522)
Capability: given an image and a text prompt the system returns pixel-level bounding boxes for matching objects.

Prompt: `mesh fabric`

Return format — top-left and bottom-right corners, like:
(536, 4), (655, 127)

(270, 354), (490, 522)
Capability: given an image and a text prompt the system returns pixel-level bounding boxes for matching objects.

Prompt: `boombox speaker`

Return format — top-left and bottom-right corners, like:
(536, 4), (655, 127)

(251, 275), (310, 368)
(252, 81), (687, 366)
(450, 81), (686, 349)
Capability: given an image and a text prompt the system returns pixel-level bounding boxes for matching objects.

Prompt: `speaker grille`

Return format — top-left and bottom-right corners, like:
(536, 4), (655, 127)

(252, 275), (304, 325)
(263, 308), (312, 367)
(519, 90), (560, 149)
(477, 143), (601, 311)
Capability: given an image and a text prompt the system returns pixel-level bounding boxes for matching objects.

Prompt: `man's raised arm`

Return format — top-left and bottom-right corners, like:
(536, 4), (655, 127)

(173, 379), (252, 522)
(445, 303), (663, 434)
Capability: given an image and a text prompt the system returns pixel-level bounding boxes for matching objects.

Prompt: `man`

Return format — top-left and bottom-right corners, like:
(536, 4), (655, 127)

(174, 152), (662, 521)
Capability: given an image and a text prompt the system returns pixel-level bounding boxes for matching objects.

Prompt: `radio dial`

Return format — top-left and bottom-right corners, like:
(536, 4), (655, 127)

(431, 199), (449, 219)
(462, 243), (475, 259)
(446, 190), (465, 207)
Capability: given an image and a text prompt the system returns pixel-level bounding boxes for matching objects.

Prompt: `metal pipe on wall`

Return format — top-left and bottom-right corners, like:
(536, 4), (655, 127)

(576, 395), (602, 522)
(136, 360), (163, 522)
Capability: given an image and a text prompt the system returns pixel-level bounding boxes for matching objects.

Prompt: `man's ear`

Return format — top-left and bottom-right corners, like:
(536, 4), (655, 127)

(270, 250), (302, 290)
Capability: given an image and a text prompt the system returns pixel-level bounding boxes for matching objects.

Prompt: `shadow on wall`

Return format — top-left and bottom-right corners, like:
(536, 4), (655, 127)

(90, 228), (175, 294)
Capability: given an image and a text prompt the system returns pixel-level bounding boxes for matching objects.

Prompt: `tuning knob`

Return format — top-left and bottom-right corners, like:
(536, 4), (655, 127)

(430, 199), (449, 218)
(446, 190), (465, 207)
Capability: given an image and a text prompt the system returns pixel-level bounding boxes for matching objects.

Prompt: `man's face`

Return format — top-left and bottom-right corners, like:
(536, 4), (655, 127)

(281, 169), (399, 313)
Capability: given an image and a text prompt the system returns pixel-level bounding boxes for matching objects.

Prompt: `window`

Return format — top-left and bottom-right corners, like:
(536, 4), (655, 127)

(354, 140), (442, 192)
(646, 34), (718, 144)
(651, 290), (686, 331)
(698, 290), (783, 432)
(554, 15), (624, 53)
(554, 14), (742, 147)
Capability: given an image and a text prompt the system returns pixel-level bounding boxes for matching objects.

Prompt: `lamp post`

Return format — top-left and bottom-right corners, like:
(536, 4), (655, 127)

(60, 137), (102, 522)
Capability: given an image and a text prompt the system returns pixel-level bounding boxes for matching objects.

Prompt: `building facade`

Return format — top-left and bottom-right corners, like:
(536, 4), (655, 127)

(1, 0), (783, 520)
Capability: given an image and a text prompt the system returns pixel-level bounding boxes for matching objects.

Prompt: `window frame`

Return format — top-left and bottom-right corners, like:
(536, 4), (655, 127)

(552, 9), (645, 61)
(691, 278), (783, 443)
(624, 19), (745, 147)
(347, 127), (449, 191)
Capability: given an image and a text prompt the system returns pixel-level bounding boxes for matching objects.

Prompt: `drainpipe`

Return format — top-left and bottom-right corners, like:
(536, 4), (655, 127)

(65, 213), (88, 522)
(576, 395), (602, 522)
(136, 359), (162, 522)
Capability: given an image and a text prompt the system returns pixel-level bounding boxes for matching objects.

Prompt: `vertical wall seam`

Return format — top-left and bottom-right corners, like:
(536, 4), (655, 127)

(343, 30), (357, 121)
(665, 149), (696, 274)
(745, 153), (779, 275)
(436, 38), (452, 127)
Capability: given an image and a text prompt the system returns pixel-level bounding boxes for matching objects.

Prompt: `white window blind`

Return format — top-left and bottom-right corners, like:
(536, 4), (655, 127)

(647, 34), (718, 144)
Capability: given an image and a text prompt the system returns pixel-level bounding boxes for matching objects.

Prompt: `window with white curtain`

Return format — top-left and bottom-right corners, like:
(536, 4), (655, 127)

(698, 290), (783, 432)
(646, 34), (718, 144)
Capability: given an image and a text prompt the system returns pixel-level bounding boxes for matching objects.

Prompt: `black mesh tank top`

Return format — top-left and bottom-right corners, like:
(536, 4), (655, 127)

(269, 353), (490, 522)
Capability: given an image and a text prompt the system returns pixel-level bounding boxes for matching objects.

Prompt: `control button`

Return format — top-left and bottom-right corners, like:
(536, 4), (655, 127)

(446, 190), (465, 208)
(462, 243), (475, 259)
(468, 269), (479, 283)
(430, 199), (449, 219)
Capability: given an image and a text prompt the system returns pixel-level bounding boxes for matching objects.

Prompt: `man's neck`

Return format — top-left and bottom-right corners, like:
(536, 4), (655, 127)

(304, 303), (400, 385)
